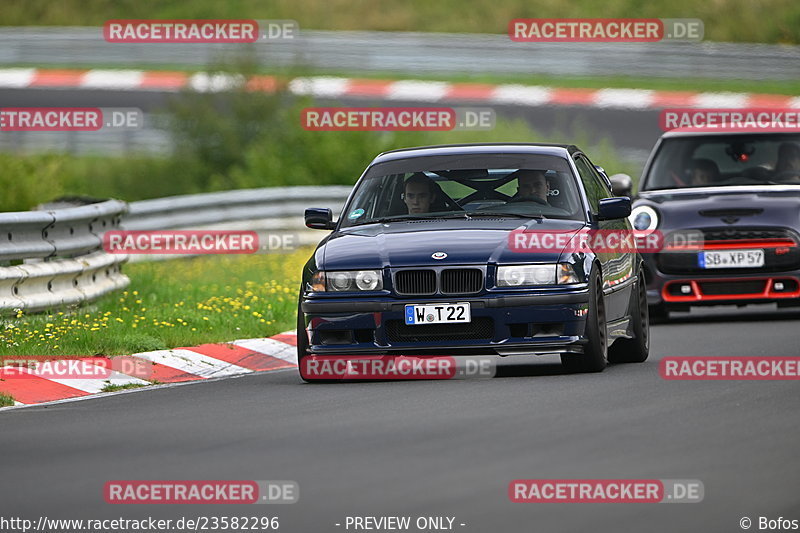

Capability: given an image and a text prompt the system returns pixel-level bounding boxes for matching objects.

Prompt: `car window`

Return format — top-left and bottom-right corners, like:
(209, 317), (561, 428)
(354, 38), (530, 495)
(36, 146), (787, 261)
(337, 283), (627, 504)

(339, 154), (586, 227)
(582, 154), (613, 196)
(573, 155), (608, 213)
(642, 134), (800, 190)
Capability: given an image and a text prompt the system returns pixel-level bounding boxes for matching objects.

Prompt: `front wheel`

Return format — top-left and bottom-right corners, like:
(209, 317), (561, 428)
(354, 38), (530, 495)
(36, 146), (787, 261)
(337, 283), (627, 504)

(561, 269), (607, 373)
(608, 272), (650, 364)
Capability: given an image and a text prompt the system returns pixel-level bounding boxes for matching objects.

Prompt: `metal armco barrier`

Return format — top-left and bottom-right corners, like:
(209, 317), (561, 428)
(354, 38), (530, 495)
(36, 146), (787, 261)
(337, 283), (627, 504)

(122, 185), (352, 262)
(123, 186), (352, 231)
(0, 199), (130, 313)
(1, 186), (352, 313)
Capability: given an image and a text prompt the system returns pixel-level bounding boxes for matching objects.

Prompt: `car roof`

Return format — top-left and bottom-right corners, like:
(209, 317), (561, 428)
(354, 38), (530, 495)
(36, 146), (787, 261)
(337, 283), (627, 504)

(372, 143), (580, 164)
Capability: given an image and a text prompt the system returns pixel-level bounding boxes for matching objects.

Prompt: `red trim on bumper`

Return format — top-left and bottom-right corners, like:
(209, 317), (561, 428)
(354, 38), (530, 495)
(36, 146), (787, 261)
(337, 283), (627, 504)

(664, 238), (798, 251)
(662, 276), (800, 302)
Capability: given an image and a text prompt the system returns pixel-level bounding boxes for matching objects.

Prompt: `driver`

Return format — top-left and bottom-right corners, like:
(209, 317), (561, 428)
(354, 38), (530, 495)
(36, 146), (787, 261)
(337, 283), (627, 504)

(689, 159), (720, 187)
(403, 174), (438, 214)
(775, 143), (800, 181)
(515, 169), (550, 203)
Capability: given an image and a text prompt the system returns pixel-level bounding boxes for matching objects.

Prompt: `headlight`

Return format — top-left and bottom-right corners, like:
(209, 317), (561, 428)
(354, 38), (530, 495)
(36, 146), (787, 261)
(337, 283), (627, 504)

(629, 205), (659, 231)
(311, 270), (383, 292)
(497, 264), (556, 286)
(329, 272), (353, 291)
(355, 270), (381, 290)
(497, 264), (581, 287)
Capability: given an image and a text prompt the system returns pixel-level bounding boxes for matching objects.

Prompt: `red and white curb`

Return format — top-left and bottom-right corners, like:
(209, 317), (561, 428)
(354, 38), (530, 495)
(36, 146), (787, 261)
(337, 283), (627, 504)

(0, 68), (798, 110)
(0, 331), (299, 408)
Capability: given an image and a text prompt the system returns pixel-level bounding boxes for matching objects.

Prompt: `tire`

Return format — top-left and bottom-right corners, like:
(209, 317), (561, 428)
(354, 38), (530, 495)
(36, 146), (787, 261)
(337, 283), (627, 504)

(561, 269), (607, 373)
(608, 272), (650, 364)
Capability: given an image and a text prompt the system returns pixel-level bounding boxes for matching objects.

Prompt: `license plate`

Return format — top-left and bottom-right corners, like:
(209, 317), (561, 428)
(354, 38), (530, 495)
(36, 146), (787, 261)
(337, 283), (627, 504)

(404, 303), (471, 325)
(699, 249), (764, 269)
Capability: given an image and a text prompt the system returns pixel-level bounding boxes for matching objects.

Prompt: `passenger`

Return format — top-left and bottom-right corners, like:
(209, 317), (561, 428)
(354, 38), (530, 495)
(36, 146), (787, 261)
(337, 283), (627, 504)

(402, 174), (438, 214)
(689, 159), (720, 187)
(515, 169), (550, 203)
(774, 143), (800, 181)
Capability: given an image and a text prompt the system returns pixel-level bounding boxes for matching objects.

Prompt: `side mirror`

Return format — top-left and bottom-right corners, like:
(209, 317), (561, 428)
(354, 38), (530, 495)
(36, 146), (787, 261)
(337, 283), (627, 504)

(305, 208), (335, 230)
(608, 173), (633, 197)
(597, 197), (632, 221)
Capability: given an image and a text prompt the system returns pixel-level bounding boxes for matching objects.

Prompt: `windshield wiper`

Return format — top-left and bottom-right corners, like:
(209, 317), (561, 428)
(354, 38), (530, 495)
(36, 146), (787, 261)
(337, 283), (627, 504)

(353, 213), (469, 226)
(465, 211), (545, 220)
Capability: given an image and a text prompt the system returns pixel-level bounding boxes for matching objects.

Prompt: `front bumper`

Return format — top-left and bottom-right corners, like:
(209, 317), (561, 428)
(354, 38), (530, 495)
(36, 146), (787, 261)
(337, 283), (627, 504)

(301, 289), (591, 356)
(643, 255), (800, 308)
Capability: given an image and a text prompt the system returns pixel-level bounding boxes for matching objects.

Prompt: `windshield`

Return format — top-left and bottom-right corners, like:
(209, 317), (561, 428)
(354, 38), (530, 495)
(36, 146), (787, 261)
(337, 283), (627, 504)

(339, 153), (585, 227)
(642, 134), (800, 191)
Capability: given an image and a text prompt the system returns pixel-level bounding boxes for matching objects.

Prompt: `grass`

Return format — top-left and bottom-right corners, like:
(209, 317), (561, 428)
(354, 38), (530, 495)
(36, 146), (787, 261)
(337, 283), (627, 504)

(0, 248), (311, 356)
(100, 383), (150, 392)
(0, 393), (15, 407)
(1, 0), (798, 44)
(309, 70), (800, 98)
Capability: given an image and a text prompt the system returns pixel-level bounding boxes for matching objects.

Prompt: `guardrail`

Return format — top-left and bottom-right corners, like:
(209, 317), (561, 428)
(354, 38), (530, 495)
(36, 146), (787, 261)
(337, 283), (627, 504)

(0, 28), (797, 80)
(1, 186), (352, 314)
(0, 199), (130, 313)
(124, 186), (352, 231)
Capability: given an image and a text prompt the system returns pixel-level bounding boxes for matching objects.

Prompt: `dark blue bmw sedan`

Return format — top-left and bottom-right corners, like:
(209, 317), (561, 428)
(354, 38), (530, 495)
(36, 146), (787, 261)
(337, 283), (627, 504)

(297, 143), (649, 379)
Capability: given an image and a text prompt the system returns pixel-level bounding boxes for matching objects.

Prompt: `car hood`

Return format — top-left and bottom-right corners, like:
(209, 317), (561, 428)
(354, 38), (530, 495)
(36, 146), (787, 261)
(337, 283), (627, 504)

(319, 218), (587, 269)
(636, 186), (800, 231)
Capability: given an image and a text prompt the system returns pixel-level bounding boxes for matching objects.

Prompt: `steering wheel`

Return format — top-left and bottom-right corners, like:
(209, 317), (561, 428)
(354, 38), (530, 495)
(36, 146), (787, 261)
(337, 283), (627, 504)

(718, 176), (752, 185)
(773, 170), (800, 182)
(508, 195), (548, 205)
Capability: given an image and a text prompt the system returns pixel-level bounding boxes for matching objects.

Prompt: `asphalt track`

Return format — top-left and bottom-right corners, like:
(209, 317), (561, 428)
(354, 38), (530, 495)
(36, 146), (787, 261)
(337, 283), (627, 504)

(2, 305), (799, 532)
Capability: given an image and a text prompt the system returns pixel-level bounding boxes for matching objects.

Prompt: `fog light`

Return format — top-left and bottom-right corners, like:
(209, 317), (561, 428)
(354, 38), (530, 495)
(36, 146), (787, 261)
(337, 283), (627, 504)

(774, 282), (785, 291)
(681, 284), (692, 294)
